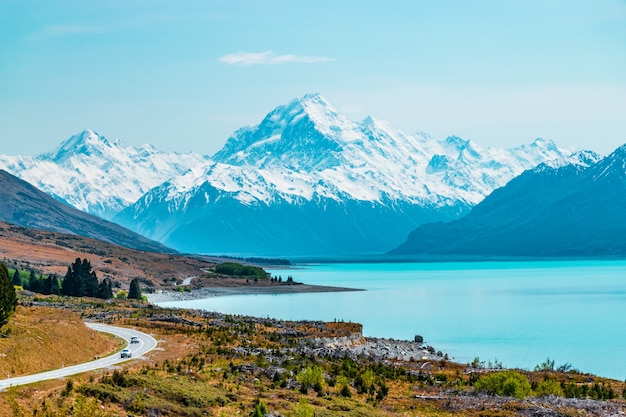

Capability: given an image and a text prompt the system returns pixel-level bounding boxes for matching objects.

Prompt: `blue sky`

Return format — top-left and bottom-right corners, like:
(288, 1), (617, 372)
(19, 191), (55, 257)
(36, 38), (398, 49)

(1, 0), (625, 156)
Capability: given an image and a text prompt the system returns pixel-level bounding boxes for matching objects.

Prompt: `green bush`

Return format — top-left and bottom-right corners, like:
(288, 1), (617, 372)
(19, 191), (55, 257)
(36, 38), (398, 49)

(297, 365), (324, 393)
(250, 398), (268, 417)
(535, 378), (564, 397)
(474, 370), (532, 398)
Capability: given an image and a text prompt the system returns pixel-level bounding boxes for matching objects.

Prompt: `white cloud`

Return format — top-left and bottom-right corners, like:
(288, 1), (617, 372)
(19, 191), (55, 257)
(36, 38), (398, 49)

(218, 51), (333, 66)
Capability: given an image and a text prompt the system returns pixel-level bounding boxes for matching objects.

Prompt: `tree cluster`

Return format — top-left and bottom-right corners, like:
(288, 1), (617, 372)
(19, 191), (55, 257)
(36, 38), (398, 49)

(215, 262), (268, 280)
(0, 263), (18, 329)
(13, 268), (61, 295)
(61, 258), (113, 299)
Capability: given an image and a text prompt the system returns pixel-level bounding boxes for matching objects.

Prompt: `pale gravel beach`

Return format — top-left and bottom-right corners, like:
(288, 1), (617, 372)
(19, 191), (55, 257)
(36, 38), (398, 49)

(146, 283), (364, 304)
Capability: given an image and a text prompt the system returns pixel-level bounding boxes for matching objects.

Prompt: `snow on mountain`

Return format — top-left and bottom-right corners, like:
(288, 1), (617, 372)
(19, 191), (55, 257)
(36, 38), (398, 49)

(116, 93), (578, 256)
(0, 130), (209, 219)
(164, 93), (573, 210)
(532, 149), (601, 173)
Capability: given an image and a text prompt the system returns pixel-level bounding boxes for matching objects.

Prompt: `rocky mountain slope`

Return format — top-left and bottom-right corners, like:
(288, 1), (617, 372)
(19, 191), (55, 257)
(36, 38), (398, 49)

(0, 169), (172, 254)
(115, 93), (573, 256)
(389, 146), (626, 257)
(0, 130), (208, 219)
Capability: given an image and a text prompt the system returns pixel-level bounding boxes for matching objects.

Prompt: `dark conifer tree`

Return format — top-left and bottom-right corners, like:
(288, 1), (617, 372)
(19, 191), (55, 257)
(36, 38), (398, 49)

(61, 264), (77, 296)
(0, 264), (18, 329)
(85, 270), (99, 298)
(97, 278), (114, 299)
(12, 269), (21, 287)
(41, 274), (59, 295)
(128, 278), (142, 300)
(28, 270), (40, 293)
(61, 258), (98, 297)
(49, 275), (60, 295)
(41, 275), (51, 295)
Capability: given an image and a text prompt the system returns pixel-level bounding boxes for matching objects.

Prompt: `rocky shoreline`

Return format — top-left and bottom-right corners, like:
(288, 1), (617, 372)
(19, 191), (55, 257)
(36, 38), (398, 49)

(146, 283), (364, 304)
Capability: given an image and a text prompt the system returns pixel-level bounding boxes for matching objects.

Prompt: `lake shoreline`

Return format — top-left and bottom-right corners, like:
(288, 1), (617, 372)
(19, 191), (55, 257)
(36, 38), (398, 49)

(146, 283), (364, 304)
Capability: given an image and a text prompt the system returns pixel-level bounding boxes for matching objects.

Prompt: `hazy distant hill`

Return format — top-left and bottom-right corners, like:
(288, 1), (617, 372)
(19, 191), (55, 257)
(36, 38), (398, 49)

(0, 169), (172, 254)
(390, 147), (626, 257)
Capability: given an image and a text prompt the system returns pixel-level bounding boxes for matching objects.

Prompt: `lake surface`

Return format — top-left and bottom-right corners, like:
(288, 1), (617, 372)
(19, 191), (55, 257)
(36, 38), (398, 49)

(158, 260), (626, 380)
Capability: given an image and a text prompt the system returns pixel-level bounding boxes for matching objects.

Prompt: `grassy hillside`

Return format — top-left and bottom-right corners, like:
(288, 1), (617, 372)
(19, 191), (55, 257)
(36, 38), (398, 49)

(0, 305), (118, 378)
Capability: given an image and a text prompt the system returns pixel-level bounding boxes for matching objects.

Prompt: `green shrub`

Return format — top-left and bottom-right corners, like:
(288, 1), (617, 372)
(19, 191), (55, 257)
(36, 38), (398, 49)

(250, 398), (268, 417)
(535, 378), (564, 397)
(293, 398), (315, 417)
(297, 365), (324, 393)
(474, 370), (532, 398)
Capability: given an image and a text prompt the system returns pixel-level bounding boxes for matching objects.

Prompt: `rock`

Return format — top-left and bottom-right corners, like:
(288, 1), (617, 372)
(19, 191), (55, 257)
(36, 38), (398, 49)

(414, 334), (424, 344)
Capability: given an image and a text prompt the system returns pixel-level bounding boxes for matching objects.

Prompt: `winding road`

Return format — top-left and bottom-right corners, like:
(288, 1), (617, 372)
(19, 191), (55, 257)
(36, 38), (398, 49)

(0, 323), (158, 391)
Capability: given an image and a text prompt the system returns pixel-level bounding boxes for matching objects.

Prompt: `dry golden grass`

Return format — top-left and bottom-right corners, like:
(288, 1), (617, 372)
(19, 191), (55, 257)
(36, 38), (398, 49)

(0, 305), (119, 378)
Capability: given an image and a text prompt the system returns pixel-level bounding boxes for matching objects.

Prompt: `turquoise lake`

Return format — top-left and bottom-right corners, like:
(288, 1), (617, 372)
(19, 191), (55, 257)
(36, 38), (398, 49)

(158, 260), (626, 380)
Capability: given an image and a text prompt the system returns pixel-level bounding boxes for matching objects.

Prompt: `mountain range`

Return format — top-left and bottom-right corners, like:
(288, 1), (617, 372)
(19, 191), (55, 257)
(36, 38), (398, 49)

(0, 93), (581, 257)
(113, 94), (572, 256)
(391, 146), (626, 257)
(0, 130), (208, 219)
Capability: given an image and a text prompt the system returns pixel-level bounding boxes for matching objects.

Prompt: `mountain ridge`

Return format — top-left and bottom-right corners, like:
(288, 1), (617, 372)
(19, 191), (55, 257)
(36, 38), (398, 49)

(389, 146), (626, 258)
(0, 169), (173, 254)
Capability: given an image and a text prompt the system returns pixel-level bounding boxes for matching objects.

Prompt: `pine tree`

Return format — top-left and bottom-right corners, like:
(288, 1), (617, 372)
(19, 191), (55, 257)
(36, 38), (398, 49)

(97, 278), (113, 299)
(41, 275), (51, 295)
(0, 264), (18, 329)
(28, 270), (40, 293)
(11, 269), (21, 287)
(49, 275), (60, 295)
(61, 264), (77, 296)
(41, 274), (59, 295)
(128, 278), (142, 300)
(84, 270), (99, 298)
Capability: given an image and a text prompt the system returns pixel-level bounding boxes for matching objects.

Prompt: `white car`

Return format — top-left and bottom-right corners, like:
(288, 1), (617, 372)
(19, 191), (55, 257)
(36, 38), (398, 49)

(120, 349), (132, 358)
(130, 336), (139, 344)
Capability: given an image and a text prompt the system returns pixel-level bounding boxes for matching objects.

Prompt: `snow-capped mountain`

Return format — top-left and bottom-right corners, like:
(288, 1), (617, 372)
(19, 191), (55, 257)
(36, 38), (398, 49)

(114, 93), (576, 256)
(210, 93), (570, 205)
(389, 146), (626, 257)
(0, 130), (209, 219)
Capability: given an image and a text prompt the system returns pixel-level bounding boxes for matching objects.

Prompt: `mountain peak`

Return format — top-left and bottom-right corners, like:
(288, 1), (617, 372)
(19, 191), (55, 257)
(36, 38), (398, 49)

(213, 93), (353, 168)
(531, 137), (559, 152)
(289, 92), (340, 125)
(589, 142), (626, 181)
(41, 129), (116, 163)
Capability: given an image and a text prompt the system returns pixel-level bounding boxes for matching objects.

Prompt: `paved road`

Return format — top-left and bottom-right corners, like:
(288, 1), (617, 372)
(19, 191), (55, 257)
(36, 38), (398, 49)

(0, 323), (158, 391)
(180, 276), (196, 286)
